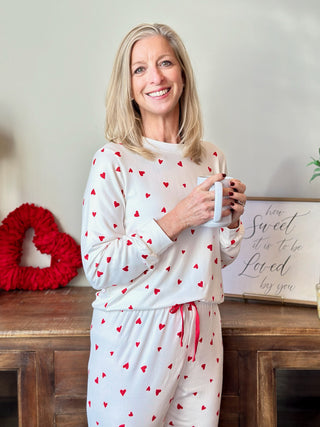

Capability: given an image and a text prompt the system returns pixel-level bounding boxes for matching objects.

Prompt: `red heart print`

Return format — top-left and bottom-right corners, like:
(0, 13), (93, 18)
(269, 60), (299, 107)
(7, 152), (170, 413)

(123, 362), (129, 369)
(163, 182), (169, 187)
(115, 151), (121, 157)
(100, 172), (106, 179)
(114, 201), (120, 208)
(139, 170), (145, 176)
(155, 389), (161, 396)
(141, 365), (147, 373)
(120, 389), (126, 396)
(134, 211), (140, 217)
(103, 402), (108, 408)
(177, 404), (183, 410)
(159, 323), (165, 330)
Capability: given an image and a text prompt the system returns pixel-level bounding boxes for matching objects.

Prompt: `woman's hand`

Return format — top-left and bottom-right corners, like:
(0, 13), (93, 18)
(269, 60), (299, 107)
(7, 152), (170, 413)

(227, 178), (247, 229)
(156, 173), (232, 240)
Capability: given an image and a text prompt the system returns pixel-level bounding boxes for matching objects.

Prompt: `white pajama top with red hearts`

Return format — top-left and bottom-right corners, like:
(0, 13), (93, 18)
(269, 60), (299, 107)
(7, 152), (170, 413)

(81, 138), (244, 311)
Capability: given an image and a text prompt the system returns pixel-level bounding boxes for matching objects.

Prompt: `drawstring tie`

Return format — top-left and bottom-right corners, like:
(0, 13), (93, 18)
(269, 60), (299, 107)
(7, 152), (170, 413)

(169, 302), (200, 362)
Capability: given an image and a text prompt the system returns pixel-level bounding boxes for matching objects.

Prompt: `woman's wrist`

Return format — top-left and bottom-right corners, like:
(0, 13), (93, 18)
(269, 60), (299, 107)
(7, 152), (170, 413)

(228, 219), (240, 229)
(155, 212), (186, 241)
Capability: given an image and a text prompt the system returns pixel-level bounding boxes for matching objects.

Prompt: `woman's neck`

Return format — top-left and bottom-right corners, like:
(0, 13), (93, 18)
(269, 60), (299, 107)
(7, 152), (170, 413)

(141, 112), (180, 144)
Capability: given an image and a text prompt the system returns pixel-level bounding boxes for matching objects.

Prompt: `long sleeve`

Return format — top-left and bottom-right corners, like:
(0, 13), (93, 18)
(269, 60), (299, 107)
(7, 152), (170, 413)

(220, 222), (245, 268)
(81, 146), (174, 290)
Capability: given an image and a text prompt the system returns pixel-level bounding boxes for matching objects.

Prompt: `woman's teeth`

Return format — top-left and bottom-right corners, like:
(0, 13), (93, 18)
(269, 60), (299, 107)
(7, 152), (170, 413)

(148, 88), (169, 97)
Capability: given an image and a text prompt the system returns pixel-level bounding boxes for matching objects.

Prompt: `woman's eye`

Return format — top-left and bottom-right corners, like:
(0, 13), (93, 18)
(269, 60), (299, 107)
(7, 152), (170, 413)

(134, 66), (145, 74)
(160, 60), (172, 67)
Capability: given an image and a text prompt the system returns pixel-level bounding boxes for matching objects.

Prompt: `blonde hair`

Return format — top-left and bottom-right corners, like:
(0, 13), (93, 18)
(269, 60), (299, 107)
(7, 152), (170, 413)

(105, 23), (203, 163)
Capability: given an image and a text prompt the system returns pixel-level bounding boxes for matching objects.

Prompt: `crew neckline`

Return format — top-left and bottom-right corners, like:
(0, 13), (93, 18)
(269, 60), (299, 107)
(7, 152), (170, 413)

(144, 137), (184, 152)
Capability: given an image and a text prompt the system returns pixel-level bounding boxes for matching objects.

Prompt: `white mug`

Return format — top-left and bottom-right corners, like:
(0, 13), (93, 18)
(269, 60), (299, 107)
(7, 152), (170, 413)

(197, 176), (233, 227)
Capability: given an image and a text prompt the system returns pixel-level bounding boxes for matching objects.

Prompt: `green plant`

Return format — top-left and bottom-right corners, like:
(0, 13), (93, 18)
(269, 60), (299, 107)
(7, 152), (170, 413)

(307, 148), (320, 182)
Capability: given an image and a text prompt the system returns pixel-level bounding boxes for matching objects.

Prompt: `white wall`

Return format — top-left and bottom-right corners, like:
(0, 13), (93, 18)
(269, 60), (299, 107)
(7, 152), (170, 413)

(1, 0), (320, 286)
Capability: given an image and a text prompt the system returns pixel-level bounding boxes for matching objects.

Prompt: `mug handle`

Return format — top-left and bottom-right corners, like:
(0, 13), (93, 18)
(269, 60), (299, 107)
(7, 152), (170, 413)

(213, 181), (223, 222)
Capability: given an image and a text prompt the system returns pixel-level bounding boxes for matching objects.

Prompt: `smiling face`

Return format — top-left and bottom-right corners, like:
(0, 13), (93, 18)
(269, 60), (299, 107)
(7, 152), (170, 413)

(130, 35), (184, 127)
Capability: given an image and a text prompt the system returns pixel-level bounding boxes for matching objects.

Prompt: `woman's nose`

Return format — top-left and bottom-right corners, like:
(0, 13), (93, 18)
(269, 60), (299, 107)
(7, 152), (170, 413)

(149, 67), (163, 85)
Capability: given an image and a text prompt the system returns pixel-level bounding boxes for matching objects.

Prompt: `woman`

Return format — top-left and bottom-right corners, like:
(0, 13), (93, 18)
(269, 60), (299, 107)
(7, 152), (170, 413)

(81, 23), (246, 427)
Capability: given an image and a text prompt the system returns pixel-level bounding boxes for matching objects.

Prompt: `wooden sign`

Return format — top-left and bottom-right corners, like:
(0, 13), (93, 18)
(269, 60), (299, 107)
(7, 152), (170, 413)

(222, 198), (320, 305)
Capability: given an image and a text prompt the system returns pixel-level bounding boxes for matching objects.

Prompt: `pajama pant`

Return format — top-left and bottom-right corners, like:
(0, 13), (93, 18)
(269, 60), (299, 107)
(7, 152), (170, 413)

(87, 301), (223, 427)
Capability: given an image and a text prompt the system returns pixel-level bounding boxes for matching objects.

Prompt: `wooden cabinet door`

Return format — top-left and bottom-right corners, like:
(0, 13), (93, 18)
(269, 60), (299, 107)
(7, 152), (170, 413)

(257, 351), (320, 426)
(0, 351), (37, 427)
(54, 350), (89, 427)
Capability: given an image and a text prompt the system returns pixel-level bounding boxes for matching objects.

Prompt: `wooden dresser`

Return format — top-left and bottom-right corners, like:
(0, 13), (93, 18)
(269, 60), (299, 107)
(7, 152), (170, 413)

(0, 287), (319, 426)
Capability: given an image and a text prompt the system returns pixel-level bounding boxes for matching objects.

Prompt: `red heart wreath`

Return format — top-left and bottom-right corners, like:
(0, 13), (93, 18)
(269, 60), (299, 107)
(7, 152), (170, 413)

(0, 203), (82, 291)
